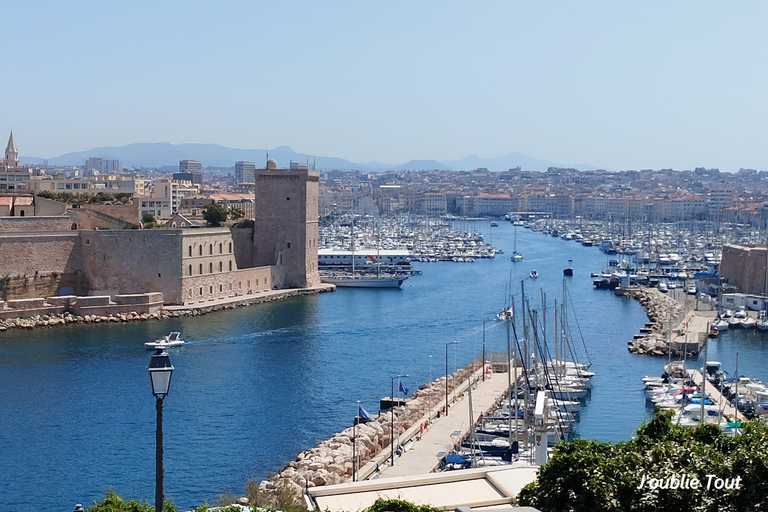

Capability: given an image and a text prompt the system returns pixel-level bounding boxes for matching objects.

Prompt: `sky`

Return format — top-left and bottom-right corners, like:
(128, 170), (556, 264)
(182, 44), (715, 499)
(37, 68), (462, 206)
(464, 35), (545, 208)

(4, 1), (768, 171)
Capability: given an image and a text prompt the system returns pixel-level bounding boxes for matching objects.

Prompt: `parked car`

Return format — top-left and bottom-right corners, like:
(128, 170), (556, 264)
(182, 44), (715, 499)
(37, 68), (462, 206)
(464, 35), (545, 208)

(686, 285), (697, 295)
(658, 282), (668, 293)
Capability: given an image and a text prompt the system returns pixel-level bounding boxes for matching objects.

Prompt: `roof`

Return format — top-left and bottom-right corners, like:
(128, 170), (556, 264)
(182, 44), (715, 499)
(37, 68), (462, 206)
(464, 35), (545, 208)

(14, 196), (33, 206)
(308, 465), (538, 512)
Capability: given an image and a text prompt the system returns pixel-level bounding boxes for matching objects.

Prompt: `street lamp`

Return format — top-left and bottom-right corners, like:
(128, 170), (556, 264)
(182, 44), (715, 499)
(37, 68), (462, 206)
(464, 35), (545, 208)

(390, 374), (408, 466)
(148, 349), (174, 512)
(445, 341), (460, 415)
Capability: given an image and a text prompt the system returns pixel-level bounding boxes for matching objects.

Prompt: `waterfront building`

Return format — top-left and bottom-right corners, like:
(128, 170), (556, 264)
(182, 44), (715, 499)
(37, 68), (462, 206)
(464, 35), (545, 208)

(459, 193), (516, 217)
(253, 158), (320, 288)
(418, 192), (448, 216)
(180, 159), (203, 184)
(235, 161), (255, 185)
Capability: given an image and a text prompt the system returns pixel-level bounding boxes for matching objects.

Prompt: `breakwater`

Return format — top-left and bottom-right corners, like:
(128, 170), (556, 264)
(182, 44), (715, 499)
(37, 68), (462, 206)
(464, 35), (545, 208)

(258, 364), (479, 496)
(625, 287), (685, 355)
(0, 288), (331, 331)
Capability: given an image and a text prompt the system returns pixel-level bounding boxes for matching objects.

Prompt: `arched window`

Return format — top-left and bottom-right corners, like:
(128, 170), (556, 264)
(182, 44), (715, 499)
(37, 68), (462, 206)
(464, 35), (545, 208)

(188, 246), (192, 257)
(219, 261), (222, 272)
(219, 243), (223, 253)
(209, 245), (213, 255)
(188, 265), (192, 275)
(229, 242), (232, 253)
(199, 263), (202, 274)
(198, 245), (202, 256)
(209, 262), (213, 273)
(229, 261), (232, 271)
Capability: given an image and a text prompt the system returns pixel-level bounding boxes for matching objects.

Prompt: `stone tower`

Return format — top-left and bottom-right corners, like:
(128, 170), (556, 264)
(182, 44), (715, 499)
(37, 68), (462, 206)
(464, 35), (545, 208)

(252, 159), (320, 288)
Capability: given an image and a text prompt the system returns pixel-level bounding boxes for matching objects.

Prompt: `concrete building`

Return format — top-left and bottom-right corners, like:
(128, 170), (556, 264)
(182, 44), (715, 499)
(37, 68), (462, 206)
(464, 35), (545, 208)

(180, 160), (203, 184)
(720, 244), (768, 296)
(235, 161), (255, 185)
(85, 157), (122, 174)
(253, 158), (320, 288)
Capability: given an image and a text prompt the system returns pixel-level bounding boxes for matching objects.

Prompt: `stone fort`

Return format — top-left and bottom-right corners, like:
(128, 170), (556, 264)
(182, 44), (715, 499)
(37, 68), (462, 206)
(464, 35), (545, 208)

(0, 160), (321, 308)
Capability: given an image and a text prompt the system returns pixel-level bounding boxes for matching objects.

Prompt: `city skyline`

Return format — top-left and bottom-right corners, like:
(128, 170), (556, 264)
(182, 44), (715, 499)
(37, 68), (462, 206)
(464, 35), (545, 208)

(5, 1), (768, 172)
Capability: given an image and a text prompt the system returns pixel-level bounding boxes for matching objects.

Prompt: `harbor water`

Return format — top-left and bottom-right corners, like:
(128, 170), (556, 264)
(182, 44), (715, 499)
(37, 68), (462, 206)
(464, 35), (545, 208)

(2, 221), (767, 511)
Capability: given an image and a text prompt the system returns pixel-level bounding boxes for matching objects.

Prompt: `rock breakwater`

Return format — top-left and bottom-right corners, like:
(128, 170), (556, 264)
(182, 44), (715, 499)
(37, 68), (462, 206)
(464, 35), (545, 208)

(258, 365), (478, 496)
(625, 287), (685, 356)
(0, 289), (326, 332)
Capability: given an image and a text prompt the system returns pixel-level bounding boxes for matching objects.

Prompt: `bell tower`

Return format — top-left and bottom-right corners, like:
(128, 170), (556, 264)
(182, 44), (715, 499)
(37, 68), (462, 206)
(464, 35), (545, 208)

(5, 132), (18, 168)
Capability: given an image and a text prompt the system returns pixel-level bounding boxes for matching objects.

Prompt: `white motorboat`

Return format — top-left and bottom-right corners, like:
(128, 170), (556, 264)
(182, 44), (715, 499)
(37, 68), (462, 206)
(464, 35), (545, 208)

(145, 331), (185, 349)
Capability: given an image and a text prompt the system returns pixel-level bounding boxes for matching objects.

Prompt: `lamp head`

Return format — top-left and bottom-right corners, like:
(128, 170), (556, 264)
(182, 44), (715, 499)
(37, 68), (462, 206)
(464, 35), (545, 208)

(148, 348), (174, 397)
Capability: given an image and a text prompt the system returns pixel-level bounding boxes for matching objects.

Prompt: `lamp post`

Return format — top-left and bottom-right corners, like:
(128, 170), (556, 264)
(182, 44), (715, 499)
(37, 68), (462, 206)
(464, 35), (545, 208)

(445, 341), (460, 415)
(390, 374), (408, 466)
(353, 399), (360, 482)
(148, 349), (174, 512)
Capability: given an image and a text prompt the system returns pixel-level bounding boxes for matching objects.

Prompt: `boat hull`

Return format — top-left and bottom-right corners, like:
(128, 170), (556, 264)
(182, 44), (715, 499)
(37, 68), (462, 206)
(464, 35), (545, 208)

(322, 276), (405, 288)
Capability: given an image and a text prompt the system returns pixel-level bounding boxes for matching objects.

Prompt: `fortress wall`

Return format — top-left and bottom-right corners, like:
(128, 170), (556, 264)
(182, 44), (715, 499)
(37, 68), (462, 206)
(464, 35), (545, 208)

(0, 233), (82, 299)
(0, 217), (75, 231)
(180, 266), (271, 305)
(79, 230), (183, 304)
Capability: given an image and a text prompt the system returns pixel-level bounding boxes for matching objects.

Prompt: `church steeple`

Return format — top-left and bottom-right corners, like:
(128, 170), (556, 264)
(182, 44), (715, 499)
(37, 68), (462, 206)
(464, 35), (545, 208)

(5, 131), (18, 168)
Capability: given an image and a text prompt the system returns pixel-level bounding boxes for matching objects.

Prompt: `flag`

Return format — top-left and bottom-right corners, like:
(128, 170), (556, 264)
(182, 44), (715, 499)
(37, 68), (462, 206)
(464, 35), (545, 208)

(358, 405), (371, 421)
(399, 381), (409, 396)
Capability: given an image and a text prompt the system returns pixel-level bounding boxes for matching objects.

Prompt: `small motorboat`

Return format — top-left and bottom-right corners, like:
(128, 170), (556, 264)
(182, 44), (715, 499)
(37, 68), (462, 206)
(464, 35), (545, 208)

(529, 270), (539, 278)
(145, 331), (185, 349)
(708, 325), (719, 338)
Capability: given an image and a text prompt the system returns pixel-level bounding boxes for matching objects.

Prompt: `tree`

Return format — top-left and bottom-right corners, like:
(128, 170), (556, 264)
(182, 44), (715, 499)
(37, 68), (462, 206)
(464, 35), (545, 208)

(85, 489), (176, 512)
(228, 207), (245, 221)
(517, 410), (766, 512)
(203, 204), (228, 226)
(142, 213), (156, 225)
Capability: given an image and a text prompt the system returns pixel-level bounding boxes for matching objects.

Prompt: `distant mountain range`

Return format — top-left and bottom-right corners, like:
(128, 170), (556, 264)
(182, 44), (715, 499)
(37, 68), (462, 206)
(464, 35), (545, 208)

(20, 142), (595, 172)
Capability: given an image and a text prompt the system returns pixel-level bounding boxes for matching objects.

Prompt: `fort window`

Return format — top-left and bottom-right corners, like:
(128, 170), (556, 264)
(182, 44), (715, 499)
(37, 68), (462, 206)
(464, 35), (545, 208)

(219, 284), (223, 292)
(199, 246), (202, 256)
(209, 286), (213, 294)
(219, 243), (222, 253)
(287, 242), (291, 249)
(188, 246), (192, 257)
(209, 245), (213, 255)
(209, 262), (213, 273)
(229, 261), (232, 271)
(286, 197), (290, 200)
(85, 238), (90, 245)
(219, 261), (222, 272)
(188, 265), (192, 275)
(229, 242), (232, 253)
(199, 263), (202, 274)
(199, 287), (203, 295)
(158, 273), (161, 278)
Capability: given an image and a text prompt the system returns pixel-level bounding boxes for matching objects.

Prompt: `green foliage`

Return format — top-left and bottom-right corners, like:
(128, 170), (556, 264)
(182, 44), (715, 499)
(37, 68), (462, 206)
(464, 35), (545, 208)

(141, 213), (157, 225)
(517, 410), (768, 512)
(85, 489), (176, 512)
(244, 475), (306, 511)
(362, 498), (442, 512)
(228, 207), (245, 221)
(203, 204), (228, 226)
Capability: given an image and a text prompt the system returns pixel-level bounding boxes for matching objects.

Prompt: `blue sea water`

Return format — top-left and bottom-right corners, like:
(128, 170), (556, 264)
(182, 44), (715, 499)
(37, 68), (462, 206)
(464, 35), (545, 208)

(1, 222), (766, 511)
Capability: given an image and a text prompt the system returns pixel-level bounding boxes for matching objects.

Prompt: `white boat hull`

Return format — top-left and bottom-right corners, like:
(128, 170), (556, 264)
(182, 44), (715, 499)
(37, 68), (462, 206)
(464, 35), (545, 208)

(322, 276), (405, 288)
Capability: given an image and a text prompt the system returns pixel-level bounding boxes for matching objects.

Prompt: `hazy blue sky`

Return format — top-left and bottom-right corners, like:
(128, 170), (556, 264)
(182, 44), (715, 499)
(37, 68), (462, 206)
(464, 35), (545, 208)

(4, 1), (768, 171)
